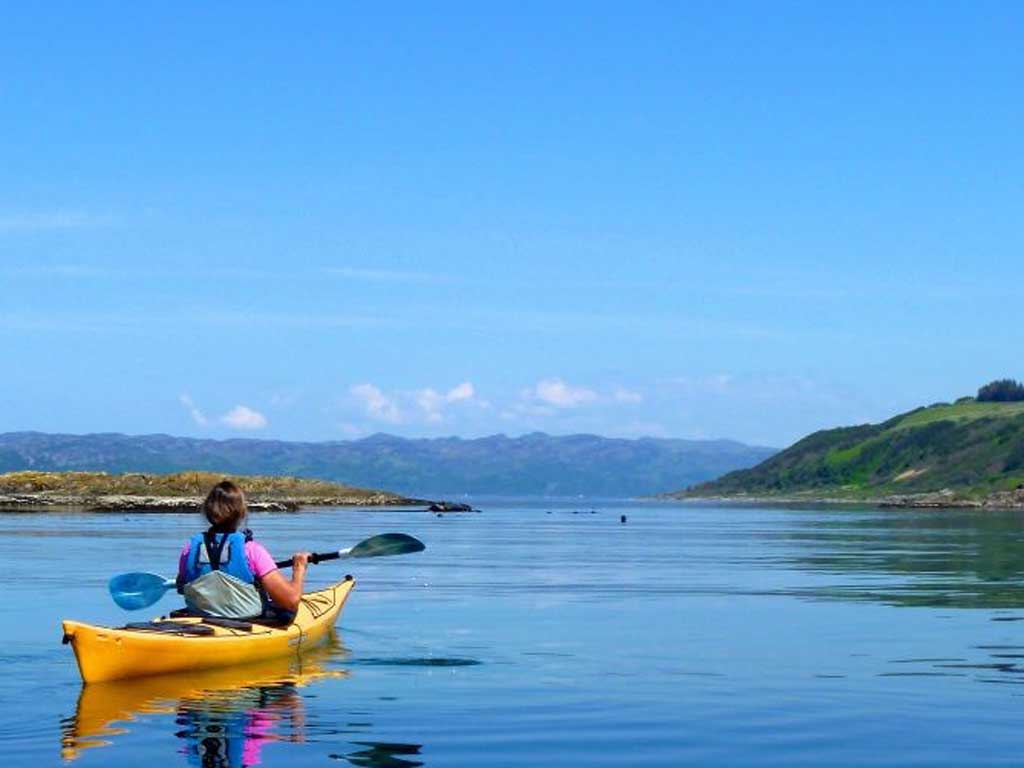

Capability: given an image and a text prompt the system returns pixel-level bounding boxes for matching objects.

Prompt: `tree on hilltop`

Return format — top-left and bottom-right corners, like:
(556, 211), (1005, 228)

(977, 379), (1024, 402)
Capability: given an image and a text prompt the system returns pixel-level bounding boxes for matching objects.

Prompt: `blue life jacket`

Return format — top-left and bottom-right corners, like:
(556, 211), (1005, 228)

(182, 529), (256, 585)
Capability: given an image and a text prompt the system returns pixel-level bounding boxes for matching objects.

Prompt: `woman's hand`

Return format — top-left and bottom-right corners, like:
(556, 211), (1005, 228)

(292, 552), (311, 570)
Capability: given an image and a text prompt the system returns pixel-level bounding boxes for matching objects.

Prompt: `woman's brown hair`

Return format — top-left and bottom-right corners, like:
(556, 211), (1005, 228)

(202, 480), (248, 532)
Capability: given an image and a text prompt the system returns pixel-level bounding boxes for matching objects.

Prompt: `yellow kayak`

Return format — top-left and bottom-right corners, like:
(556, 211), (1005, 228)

(62, 577), (355, 683)
(61, 640), (347, 762)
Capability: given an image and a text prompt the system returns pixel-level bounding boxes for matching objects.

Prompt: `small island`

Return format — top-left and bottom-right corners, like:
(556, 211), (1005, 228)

(0, 470), (426, 512)
(666, 379), (1024, 509)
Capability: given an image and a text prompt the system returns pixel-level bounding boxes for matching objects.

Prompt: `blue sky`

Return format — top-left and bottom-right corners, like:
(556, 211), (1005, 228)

(1, 3), (1021, 447)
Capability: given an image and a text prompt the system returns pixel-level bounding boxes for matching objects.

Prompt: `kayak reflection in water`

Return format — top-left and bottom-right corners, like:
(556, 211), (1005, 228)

(177, 680), (306, 767)
(62, 640), (346, 766)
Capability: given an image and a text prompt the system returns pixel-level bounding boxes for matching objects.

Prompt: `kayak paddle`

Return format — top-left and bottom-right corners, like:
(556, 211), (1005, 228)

(108, 532), (425, 610)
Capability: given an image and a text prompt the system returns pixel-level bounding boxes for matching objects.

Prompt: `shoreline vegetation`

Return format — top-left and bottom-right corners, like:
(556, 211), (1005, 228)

(0, 471), (427, 512)
(665, 383), (1024, 510)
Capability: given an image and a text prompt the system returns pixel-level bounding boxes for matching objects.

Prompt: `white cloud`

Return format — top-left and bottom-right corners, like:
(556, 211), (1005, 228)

(181, 395), (267, 430)
(525, 378), (599, 409)
(179, 394), (209, 426)
(350, 383), (403, 423)
(221, 405), (268, 430)
(414, 388), (445, 423)
(413, 381), (479, 422)
(446, 381), (475, 402)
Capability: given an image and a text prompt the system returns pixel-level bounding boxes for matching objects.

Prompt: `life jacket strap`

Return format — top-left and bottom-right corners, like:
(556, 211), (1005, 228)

(203, 529), (230, 571)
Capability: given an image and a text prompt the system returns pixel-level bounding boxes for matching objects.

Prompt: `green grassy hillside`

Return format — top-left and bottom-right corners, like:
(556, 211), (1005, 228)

(677, 399), (1024, 499)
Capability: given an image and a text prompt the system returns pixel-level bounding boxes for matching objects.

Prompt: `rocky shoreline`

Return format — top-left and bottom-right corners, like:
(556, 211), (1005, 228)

(0, 492), (427, 512)
(668, 488), (1024, 510)
(876, 488), (1024, 510)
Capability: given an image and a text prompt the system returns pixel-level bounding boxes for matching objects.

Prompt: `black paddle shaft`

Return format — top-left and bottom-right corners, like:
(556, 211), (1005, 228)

(273, 550), (340, 569)
(270, 534), (425, 570)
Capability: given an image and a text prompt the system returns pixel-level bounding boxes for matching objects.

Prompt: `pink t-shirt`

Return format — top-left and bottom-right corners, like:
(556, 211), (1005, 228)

(177, 539), (278, 580)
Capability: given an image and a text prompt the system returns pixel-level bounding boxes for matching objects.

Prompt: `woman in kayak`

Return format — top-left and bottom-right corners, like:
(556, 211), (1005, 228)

(176, 480), (310, 619)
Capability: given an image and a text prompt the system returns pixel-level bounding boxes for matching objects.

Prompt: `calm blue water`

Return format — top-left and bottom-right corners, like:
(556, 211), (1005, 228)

(3, 500), (1024, 766)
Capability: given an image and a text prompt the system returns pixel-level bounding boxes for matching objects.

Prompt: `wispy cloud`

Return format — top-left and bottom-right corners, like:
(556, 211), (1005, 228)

(611, 386), (644, 404)
(0, 212), (116, 232)
(350, 383), (403, 423)
(323, 267), (456, 285)
(179, 394), (209, 426)
(4, 264), (117, 278)
(0, 313), (116, 333)
(0, 309), (394, 334)
(192, 310), (393, 330)
(414, 389), (446, 423)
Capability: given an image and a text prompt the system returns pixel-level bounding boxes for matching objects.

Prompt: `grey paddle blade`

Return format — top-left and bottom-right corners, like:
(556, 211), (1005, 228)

(349, 533), (426, 559)
(109, 572), (175, 610)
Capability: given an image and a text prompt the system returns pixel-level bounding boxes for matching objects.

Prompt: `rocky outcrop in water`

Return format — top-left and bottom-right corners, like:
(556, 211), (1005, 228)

(427, 501), (475, 512)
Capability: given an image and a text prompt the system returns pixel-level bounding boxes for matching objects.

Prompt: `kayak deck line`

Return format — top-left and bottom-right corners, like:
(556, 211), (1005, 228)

(62, 576), (355, 683)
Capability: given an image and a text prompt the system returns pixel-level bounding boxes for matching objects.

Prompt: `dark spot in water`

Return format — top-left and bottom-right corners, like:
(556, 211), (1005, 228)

(991, 617), (1024, 622)
(348, 657), (481, 667)
(354, 742), (423, 754)
(813, 674), (847, 679)
(936, 663), (1024, 673)
(889, 658), (966, 664)
(878, 672), (968, 677)
(331, 741), (424, 768)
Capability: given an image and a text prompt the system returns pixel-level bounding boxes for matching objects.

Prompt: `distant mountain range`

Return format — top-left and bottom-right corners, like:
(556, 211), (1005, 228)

(0, 431), (775, 497)
(673, 398), (1024, 502)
